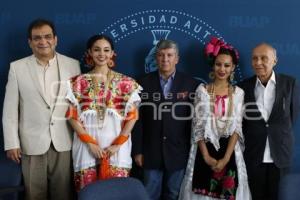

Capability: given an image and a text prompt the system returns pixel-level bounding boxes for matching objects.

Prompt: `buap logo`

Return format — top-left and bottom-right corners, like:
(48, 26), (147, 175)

(98, 9), (244, 83)
(145, 30), (170, 73)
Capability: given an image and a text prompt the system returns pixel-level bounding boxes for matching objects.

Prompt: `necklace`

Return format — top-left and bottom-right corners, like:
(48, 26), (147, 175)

(208, 83), (233, 135)
(91, 69), (113, 128)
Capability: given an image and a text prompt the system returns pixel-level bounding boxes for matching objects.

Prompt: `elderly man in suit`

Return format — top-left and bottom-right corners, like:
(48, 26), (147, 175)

(240, 43), (300, 200)
(132, 39), (199, 200)
(2, 19), (80, 200)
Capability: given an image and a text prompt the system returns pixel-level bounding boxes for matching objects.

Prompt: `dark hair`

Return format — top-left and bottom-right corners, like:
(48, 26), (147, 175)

(86, 34), (114, 50)
(27, 18), (56, 39)
(210, 47), (239, 67)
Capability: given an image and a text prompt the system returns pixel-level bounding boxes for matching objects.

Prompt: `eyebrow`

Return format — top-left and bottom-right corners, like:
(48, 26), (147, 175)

(93, 46), (110, 48)
(32, 33), (53, 36)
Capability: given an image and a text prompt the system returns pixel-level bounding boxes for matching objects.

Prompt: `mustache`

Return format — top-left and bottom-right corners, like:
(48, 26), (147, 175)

(37, 41), (56, 50)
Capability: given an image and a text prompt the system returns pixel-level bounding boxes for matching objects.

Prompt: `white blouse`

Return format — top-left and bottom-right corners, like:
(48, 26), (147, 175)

(192, 83), (245, 151)
(179, 83), (251, 200)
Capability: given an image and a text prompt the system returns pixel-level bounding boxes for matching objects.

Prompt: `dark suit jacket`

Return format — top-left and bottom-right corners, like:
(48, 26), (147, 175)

(132, 70), (199, 171)
(239, 73), (300, 169)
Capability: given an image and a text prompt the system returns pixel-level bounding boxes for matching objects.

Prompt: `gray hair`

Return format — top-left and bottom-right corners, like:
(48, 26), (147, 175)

(156, 39), (179, 55)
(254, 43), (277, 59)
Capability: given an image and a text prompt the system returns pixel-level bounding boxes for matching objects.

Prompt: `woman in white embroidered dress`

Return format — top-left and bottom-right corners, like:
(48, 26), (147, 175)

(179, 37), (251, 200)
(66, 34), (142, 191)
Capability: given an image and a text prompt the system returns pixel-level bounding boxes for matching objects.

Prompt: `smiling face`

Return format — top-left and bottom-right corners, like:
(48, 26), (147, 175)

(28, 25), (57, 60)
(252, 44), (277, 83)
(213, 54), (235, 82)
(88, 39), (114, 68)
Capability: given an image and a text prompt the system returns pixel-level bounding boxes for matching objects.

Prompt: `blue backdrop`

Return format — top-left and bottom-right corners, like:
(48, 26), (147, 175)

(1, 0), (299, 171)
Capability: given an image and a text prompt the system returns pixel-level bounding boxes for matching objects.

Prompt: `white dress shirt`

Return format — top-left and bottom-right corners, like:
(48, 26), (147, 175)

(254, 71), (276, 163)
(34, 55), (59, 106)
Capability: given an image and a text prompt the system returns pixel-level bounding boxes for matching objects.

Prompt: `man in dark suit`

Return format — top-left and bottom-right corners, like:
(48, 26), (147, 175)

(132, 39), (199, 200)
(240, 43), (300, 200)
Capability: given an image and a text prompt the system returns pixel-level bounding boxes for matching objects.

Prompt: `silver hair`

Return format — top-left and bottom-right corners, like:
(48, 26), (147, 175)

(155, 39), (179, 55)
(254, 43), (277, 59)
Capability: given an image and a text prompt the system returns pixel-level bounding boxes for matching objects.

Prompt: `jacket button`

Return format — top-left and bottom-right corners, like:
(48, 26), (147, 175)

(163, 136), (167, 140)
(50, 122), (54, 126)
(266, 124), (269, 127)
(47, 106), (50, 109)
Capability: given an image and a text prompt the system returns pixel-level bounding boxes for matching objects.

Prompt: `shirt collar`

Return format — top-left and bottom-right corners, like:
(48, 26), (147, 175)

(255, 70), (276, 87)
(159, 70), (176, 82)
(35, 53), (57, 67)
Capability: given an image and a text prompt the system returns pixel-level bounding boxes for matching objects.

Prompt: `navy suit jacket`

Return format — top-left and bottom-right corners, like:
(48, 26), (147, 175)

(132, 70), (199, 171)
(239, 73), (300, 169)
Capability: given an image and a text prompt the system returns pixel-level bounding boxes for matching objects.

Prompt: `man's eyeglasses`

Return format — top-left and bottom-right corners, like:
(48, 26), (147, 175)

(31, 34), (54, 42)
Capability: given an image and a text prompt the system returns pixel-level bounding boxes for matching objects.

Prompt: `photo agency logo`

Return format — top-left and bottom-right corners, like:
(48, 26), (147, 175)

(100, 9), (245, 84)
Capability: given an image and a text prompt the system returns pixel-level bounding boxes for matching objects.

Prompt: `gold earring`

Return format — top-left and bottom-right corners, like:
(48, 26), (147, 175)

(108, 52), (116, 68)
(209, 71), (215, 80)
(230, 71), (235, 82)
(107, 59), (114, 68)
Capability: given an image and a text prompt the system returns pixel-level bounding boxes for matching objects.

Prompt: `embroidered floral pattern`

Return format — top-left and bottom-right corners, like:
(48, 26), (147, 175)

(212, 167), (226, 180)
(74, 165), (130, 191)
(110, 166), (130, 178)
(74, 166), (97, 192)
(70, 71), (140, 117)
(193, 169), (237, 200)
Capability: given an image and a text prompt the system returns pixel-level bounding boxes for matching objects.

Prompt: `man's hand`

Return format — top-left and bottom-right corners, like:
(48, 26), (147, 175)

(134, 154), (144, 167)
(6, 148), (22, 164)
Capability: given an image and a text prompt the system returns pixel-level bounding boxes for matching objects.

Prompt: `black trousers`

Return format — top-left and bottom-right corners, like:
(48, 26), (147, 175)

(247, 163), (280, 200)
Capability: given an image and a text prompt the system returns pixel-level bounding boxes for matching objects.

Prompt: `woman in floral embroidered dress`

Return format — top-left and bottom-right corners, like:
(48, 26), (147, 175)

(179, 37), (251, 200)
(65, 34), (142, 191)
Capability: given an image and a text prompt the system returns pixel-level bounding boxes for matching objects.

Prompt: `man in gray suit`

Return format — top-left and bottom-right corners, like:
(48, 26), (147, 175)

(240, 43), (300, 200)
(2, 19), (81, 200)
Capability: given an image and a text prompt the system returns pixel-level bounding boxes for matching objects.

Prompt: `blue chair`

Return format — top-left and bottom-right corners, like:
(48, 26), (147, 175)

(78, 177), (149, 200)
(0, 154), (23, 200)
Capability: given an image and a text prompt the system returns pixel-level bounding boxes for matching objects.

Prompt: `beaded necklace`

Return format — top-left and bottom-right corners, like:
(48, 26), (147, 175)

(91, 69), (112, 128)
(208, 83), (234, 134)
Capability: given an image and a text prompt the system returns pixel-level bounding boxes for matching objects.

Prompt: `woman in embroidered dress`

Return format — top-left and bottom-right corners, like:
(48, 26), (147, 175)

(179, 37), (251, 200)
(65, 34), (142, 191)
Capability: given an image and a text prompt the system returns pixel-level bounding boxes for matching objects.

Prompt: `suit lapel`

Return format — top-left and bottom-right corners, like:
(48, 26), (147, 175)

(153, 71), (165, 100)
(27, 56), (50, 106)
(268, 73), (281, 121)
(248, 76), (257, 103)
(170, 71), (181, 96)
(52, 53), (65, 113)
(245, 76), (264, 120)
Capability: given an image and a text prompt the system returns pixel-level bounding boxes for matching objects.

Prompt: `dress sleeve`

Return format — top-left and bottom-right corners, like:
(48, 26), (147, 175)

(124, 82), (143, 117)
(66, 80), (79, 107)
(192, 84), (209, 143)
(233, 87), (245, 145)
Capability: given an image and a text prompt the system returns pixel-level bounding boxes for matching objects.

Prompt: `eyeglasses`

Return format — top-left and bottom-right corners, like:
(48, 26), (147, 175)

(31, 34), (54, 42)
